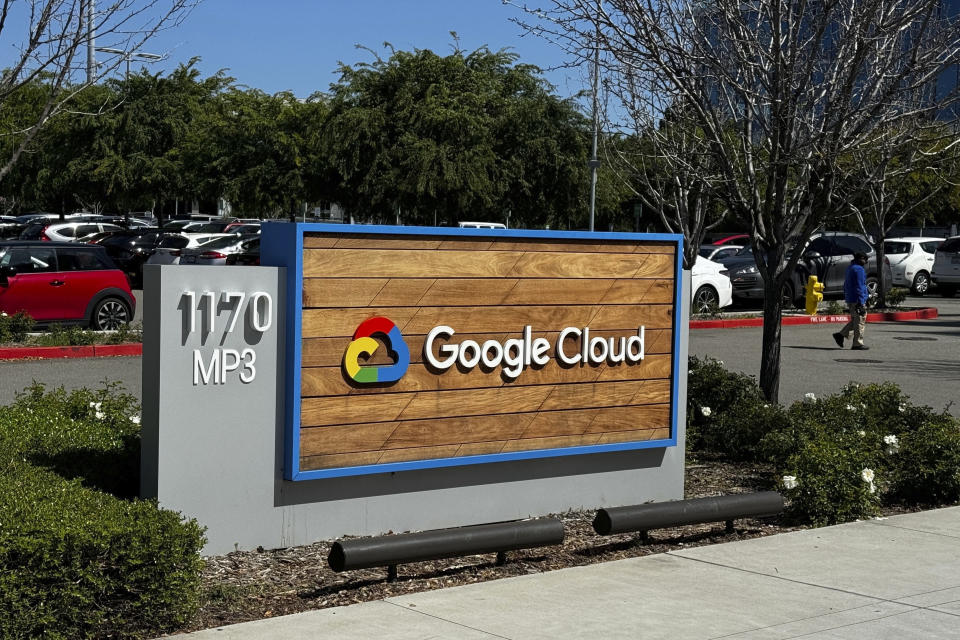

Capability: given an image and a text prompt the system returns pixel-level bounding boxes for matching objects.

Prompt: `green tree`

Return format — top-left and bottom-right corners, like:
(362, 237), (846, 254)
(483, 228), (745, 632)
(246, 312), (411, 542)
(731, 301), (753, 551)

(323, 44), (599, 227)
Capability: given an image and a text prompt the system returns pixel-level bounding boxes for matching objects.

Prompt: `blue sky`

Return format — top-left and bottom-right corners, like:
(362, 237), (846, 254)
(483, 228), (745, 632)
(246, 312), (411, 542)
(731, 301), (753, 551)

(127, 0), (584, 99)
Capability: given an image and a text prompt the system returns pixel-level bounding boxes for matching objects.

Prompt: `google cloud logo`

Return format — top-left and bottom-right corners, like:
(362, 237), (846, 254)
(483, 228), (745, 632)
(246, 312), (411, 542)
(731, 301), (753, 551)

(343, 317), (411, 384)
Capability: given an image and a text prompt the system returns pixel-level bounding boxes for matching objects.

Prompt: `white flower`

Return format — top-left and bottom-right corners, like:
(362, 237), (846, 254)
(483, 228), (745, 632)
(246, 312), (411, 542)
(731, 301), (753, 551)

(846, 404), (856, 411)
(89, 401), (101, 411)
(701, 406), (712, 417)
(884, 434), (900, 454)
(130, 415), (141, 425)
(858, 430), (866, 437)
(898, 403), (906, 413)
(782, 475), (798, 490)
(861, 467), (877, 493)
(804, 392), (817, 403)
(763, 403), (770, 409)
(95, 411), (105, 420)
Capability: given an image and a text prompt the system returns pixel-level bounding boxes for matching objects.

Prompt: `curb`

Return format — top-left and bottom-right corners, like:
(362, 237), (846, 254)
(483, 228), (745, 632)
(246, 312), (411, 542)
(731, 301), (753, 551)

(690, 307), (939, 330)
(0, 343), (143, 361)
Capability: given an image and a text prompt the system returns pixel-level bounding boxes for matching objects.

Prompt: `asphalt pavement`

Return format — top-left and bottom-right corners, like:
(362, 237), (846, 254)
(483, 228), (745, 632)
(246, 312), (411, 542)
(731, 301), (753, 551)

(690, 295), (960, 415)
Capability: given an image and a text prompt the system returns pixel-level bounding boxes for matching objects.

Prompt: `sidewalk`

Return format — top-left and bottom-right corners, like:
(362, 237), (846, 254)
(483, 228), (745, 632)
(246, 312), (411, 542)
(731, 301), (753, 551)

(172, 506), (960, 639)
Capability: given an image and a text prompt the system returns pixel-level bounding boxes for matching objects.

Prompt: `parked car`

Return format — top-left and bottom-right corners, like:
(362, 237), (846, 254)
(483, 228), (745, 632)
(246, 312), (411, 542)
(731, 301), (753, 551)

(224, 237), (261, 265)
(0, 241), (134, 329)
(223, 222), (260, 234)
(34, 221), (124, 243)
(94, 228), (188, 286)
(177, 235), (255, 266)
(144, 234), (227, 266)
(719, 231), (893, 307)
(691, 256), (733, 313)
(699, 244), (743, 262)
(883, 237), (943, 295)
(931, 236), (960, 297)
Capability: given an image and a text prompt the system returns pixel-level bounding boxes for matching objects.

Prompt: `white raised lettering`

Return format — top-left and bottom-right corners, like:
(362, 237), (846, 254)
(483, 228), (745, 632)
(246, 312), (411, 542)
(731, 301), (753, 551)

(424, 326), (456, 370)
(557, 327), (582, 365)
(193, 349), (220, 385)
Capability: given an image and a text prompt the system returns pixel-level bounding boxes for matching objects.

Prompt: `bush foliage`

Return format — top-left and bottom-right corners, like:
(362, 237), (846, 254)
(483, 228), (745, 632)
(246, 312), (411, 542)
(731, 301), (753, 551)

(0, 383), (205, 639)
(688, 358), (960, 525)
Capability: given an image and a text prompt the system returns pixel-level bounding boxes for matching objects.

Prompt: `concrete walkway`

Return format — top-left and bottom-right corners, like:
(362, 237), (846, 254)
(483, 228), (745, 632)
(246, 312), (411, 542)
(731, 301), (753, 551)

(172, 507), (960, 639)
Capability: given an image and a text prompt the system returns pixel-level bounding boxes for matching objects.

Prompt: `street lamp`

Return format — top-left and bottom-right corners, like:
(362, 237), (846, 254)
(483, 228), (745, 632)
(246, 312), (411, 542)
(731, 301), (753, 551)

(95, 47), (165, 79)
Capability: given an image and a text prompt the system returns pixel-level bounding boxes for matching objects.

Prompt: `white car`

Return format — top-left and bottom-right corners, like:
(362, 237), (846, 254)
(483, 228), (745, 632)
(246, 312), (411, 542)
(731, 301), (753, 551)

(691, 256), (733, 314)
(144, 234), (230, 266)
(699, 243), (743, 262)
(42, 221), (124, 242)
(883, 237), (943, 295)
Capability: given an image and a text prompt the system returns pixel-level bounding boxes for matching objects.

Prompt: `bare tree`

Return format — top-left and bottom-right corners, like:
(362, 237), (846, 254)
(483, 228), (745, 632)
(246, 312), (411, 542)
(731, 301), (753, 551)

(0, 0), (196, 181)
(510, 0), (960, 401)
(603, 95), (727, 271)
(847, 124), (960, 302)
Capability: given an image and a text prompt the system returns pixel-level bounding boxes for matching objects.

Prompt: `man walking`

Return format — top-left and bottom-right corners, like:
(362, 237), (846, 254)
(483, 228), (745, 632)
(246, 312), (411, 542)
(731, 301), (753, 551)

(833, 252), (869, 350)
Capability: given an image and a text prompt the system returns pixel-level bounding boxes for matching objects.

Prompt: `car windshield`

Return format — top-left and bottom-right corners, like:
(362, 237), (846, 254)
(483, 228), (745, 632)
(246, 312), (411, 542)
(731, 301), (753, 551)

(698, 246), (715, 258)
(884, 241), (911, 255)
(734, 245), (753, 257)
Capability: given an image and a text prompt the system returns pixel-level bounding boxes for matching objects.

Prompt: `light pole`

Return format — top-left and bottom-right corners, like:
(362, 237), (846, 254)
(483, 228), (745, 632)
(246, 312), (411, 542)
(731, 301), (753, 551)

(94, 47), (164, 79)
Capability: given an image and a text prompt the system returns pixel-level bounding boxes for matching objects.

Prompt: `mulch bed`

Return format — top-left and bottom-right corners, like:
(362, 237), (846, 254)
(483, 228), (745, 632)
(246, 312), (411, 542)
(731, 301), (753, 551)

(170, 456), (911, 634)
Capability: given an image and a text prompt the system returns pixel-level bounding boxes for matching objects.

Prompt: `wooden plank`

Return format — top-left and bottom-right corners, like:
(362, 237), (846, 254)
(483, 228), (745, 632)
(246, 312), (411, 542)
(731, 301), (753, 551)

(300, 426), (671, 471)
(302, 304), (673, 338)
(300, 378), (671, 428)
(302, 277), (675, 308)
(301, 353), (672, 397)
(301, 329), (674, 368)
(300, 402), (670, 457)
(303, 233), (677, 254)
(303, 249), (674, 279)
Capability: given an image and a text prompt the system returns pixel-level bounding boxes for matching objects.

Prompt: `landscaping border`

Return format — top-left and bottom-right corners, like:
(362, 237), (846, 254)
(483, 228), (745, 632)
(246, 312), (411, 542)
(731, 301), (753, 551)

(690, 307), (938, 330)
(0, 343), (143, 360)
(0, 307), (940, 359)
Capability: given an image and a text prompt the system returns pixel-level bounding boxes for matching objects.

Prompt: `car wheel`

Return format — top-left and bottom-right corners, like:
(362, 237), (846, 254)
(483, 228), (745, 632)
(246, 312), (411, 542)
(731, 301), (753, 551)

(866, 276), (880, 306)
(940, 284), (957, 298)
(911, 271), (930, 296)
(91, 297), (130, 331)
(692, 285), (720, 314)
(780, 281), (800, 309)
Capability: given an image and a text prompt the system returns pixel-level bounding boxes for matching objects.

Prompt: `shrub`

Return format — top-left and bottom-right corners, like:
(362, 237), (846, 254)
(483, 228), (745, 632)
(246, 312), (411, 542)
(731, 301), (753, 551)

(687, 356), (768, 455)
(886, 287), (909, 308)
(0, 383), (205, 638)
(780, 436), (882, 525)
(889, 417), (960, 505)
(0, 310), (35, 343)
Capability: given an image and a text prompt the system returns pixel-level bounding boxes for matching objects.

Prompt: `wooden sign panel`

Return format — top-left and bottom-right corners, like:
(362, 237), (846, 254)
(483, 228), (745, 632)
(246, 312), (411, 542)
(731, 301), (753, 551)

(263, 224), (682, 480)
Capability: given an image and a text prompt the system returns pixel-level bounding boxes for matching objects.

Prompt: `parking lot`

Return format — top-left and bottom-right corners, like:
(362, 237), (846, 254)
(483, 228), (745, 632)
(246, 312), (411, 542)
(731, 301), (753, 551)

(2, 293), (956, 413)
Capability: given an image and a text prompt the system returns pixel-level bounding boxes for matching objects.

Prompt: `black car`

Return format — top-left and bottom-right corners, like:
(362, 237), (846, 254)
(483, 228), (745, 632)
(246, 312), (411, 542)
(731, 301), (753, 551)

(719, 232), (893, 307)
(224, 237), (260, 266)
(94, 229), (190, 287)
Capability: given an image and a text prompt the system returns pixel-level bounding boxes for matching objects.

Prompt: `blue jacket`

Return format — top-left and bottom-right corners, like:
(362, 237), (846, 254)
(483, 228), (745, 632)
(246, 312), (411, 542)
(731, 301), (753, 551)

(844, 263), (868, 305)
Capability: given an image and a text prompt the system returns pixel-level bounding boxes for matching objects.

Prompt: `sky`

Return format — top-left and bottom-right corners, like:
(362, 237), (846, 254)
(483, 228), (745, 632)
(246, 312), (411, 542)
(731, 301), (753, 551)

(107, 0), (586, 100)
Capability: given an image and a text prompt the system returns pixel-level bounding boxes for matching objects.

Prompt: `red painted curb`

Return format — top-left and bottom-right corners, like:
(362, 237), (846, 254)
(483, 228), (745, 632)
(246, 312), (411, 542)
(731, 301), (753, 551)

(691, 307), (938, 329)
(0, 345), (96, 359)
(93, 344), (143, 357)
(0, 343), (142, 360)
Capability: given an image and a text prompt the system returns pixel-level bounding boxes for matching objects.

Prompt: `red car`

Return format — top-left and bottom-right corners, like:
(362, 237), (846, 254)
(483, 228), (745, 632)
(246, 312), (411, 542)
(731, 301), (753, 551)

(0, 242), (135, 330)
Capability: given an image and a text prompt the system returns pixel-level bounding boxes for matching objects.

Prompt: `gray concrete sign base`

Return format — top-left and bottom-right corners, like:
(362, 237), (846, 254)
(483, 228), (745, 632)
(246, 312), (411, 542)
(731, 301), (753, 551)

(171, 506), (960, 639)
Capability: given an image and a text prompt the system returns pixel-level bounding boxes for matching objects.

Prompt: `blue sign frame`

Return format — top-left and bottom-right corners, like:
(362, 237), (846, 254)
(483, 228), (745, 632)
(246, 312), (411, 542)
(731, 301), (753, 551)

(262, 222), (684, 481)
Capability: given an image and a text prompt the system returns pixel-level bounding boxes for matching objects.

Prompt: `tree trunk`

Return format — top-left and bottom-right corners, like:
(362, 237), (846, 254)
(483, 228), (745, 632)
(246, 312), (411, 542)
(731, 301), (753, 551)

(759, 276), (784, 403)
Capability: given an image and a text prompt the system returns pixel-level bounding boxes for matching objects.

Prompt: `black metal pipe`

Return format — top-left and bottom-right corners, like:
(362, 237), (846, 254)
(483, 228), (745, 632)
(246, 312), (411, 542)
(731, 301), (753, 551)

(592, 492), (784, 536)
(328, 518), (565, 572)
